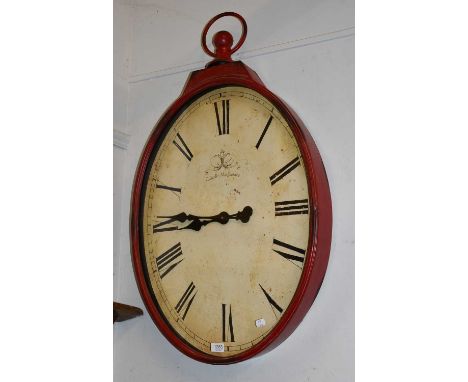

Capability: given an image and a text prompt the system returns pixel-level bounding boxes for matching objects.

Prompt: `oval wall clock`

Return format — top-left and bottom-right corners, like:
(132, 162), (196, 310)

(130, 12), (332, 364)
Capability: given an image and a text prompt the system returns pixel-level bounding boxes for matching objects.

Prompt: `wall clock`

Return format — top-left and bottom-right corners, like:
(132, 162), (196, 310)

(130, 12), (332, 364)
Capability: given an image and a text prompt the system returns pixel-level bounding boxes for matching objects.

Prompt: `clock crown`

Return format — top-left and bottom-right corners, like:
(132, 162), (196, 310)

(212, 31), (234, 61)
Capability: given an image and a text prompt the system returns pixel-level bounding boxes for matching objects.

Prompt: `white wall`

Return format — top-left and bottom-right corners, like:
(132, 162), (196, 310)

(114, 1), (354, 381)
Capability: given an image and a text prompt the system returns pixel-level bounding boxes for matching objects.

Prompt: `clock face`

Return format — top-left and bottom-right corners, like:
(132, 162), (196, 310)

(140, 86), (311, 358)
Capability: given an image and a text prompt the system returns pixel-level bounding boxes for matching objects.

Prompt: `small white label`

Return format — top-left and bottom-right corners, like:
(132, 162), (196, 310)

(255, 318), (266, 328)
(210, 343), (225, 352)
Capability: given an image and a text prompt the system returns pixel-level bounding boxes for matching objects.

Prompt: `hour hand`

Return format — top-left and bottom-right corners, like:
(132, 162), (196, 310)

(156, 212), (189, 223)
(178, 218), (204, 231)
(180, 206), (253, 229)
(155, 213), (204, 233)
(154, 217), (207, 232)
(153, 213), (189, 233)
(231, 206), (253, 223)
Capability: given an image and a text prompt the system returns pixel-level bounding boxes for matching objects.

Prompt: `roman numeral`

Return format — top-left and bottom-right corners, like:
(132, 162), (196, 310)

(214, 100), (230, 135)
(173, 132), (193, 161)
(222, 304), (235, 342)
(275, 199), (309, 216)
(259, 284), (283, 318)
(153, 217), (179, 233)
(270, 156), (301, 185)
(273, 238), (305, 268)
(155, 242), (183, 279)
(175, 282), (197, 320)
(156, 183), (181, 193)
(255, 115), (273, 149)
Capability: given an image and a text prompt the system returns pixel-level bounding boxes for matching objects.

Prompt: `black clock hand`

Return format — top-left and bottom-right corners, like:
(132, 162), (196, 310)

(205, 206), (253, 223)
(156, 212), (189, 223)
(178, 218), (207, 232)
(154, 212), (203, 229)
(213, 206), (253, 224)
(233, 206), (253, 223)
(179, 206), (253, 231)
(157, 206), (253, 231)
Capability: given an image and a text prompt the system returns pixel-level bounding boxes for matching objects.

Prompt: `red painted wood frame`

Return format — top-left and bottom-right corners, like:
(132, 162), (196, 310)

(130, 60), (332, 364)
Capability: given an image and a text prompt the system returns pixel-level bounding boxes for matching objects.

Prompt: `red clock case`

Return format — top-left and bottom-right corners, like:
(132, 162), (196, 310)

(130, 14), (332, 365)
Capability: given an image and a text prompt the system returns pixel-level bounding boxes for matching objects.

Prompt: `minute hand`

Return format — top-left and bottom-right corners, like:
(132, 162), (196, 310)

(158, 206), (253, 232)
(197, 206), (253, 225)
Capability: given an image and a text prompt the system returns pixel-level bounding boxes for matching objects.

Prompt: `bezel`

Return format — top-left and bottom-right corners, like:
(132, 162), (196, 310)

(130, 61), (332, 364)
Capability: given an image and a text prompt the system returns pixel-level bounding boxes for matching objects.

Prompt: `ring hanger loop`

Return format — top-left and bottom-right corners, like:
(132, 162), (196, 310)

(201, 12), (247, 59)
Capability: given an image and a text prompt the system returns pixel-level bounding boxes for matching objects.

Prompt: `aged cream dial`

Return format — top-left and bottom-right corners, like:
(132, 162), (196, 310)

(141, 86), (310, 357)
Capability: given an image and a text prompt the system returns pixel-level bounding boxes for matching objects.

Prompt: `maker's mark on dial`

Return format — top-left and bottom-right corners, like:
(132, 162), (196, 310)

(205, 150), (240, 181)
